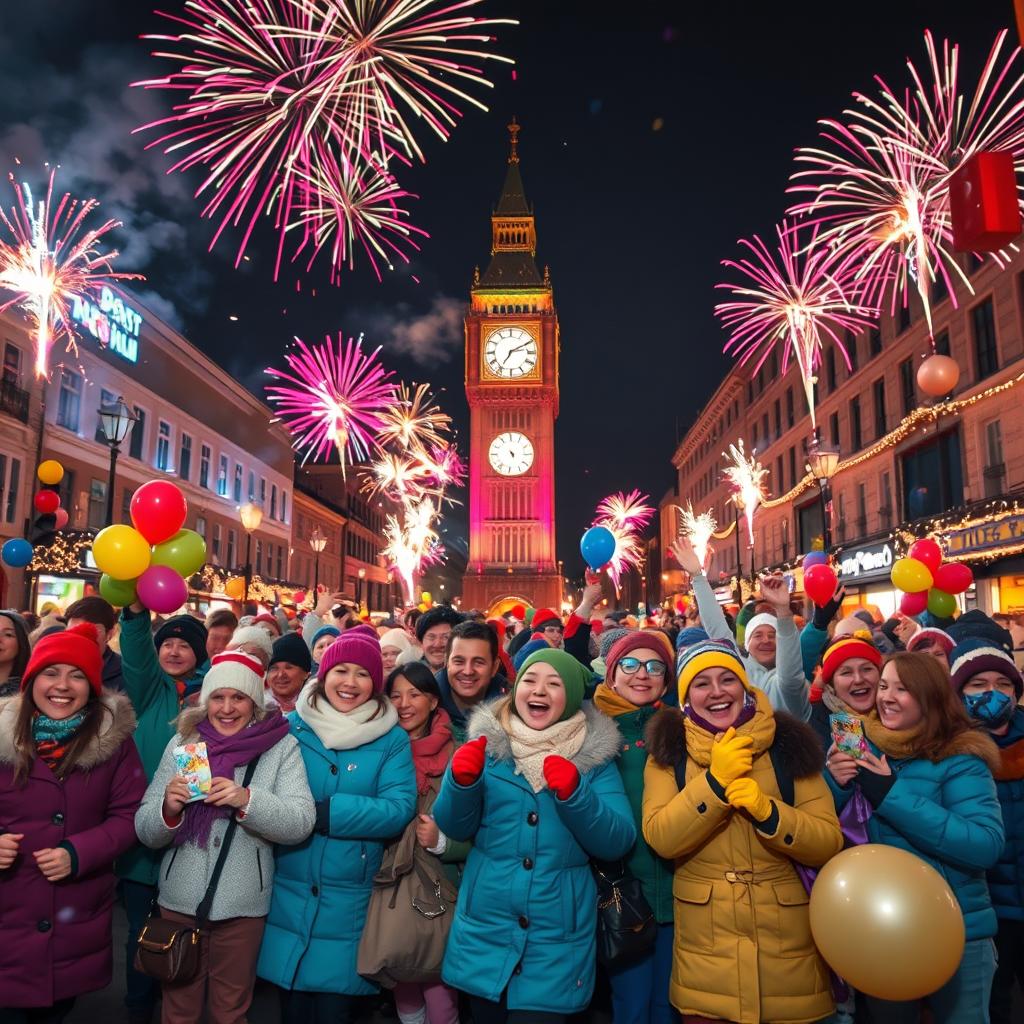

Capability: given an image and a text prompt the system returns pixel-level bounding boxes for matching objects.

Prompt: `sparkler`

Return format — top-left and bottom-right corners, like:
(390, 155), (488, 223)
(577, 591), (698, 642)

(677, 502), (717, 570)
(593, 490), (654, 596)
(715, 221), (877, 431)
(722, 441), (769, 547)
(265, 333), (396, 476)
(383, 497), (444, 604)
(0, 169), (141, 378)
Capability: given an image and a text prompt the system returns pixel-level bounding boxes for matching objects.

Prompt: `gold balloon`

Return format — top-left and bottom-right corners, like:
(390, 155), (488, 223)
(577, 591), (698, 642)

(224, 577), (246, 601)
(809, 845), (965, 1001)
(916, 354), (960, 398)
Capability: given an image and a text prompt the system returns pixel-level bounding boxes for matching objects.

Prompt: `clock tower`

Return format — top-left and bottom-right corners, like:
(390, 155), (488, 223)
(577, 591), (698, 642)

(462, 119), (562, 615)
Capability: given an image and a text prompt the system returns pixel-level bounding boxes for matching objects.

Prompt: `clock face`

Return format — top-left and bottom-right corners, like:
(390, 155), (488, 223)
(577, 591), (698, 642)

(484, 327), (538, 379)
(488, 432), (535, 476)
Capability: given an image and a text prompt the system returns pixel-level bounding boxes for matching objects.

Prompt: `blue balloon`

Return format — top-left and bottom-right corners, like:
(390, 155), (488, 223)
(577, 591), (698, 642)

(1, 538), (33, 569)
(803, 551), (829, 568)
(580, 526), (616, 570)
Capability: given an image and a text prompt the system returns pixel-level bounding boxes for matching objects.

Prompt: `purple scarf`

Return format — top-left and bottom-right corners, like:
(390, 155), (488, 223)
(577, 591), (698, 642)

(174, 712), (290, 849)
(683, 689), (758, 734)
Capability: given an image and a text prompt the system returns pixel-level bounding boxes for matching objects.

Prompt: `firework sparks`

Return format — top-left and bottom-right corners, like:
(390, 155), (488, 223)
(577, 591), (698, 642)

(722, 441), (769, 547)
(378, 382), (452, 451)
(715, 222), (877, 431)
(265, 333), (396, 475)
(677, 502), (718, 570)
(383, 497), (444, 604)
(593, 490), (654, 596)
(0, 169), (142, 378)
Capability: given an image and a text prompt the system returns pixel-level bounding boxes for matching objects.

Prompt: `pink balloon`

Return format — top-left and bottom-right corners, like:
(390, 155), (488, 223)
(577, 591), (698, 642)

(907, 538), (943, 575)
(900, 590), (928, 616)
(804, 563), (839, 607)
(934, 561), (974, 595)
(53, 508), (69, 531)
(136, 565), (188, 615)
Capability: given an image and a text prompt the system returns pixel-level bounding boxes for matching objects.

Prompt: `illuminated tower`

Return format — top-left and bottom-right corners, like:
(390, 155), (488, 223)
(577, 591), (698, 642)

(462, 119), (562, 615)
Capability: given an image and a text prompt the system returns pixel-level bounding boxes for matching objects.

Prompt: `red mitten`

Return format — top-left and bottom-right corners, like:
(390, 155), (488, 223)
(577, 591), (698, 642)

(451, 736), (488, 785)
(543, 755), (580, 801)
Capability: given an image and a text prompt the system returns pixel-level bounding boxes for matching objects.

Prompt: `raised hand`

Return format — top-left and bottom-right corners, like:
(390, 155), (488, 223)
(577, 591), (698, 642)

(709, 726), (754, 786)
(451, 736), (488, 786)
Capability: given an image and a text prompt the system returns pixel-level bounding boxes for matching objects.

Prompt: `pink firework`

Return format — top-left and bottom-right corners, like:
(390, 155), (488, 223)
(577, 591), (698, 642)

(593, 490), (654, 596)
(788, 30), (1024, 336)
(266, 333), (396, 475)
(0, 169), (142, 378)
(716, 221), (877, 431)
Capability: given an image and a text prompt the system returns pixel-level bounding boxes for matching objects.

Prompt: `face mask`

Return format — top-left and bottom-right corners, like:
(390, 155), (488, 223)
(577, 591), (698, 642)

(963, 688), (1015, 729)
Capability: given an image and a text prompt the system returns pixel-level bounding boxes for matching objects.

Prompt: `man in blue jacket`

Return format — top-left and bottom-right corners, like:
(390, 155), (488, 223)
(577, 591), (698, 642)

(435, 621), (509, 743)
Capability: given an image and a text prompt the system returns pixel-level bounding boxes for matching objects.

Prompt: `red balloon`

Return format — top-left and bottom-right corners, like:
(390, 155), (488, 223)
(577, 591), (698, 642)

(511, 603), (526, 620)
(934, 561), (974, 595)
(130, 480), (188, 545)
(900, 591), (929, 616)
(34, 490), (60, 514)
(908, 538), (943, 575)
(804, 563), (839, 607)
(54, 508), (69, 530)
(293, 590), (307, 604)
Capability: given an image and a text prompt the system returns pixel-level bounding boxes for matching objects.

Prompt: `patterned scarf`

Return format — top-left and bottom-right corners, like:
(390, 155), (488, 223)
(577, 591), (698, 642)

(501, 701), (587, 792)
(410, 707), (453, 795)
(32, 710), (87, 773)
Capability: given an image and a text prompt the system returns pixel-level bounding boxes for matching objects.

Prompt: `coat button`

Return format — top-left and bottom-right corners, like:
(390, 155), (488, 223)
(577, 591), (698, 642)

(526, 812), (538, 826)
(37, 920), (51, 933)
(311, 885), (319, 896)
(518, 915), (529, 929)
(522, 857), (533, 870)
(330, 765), (338, 775)
(51, 812), (64, 826)
(783, 834), (794, 845)
(697, 802), (707, 814)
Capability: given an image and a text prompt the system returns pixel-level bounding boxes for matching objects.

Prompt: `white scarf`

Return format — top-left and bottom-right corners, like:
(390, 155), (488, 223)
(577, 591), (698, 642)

(295, 679), (398, 751)
(505, 708), (587, 793)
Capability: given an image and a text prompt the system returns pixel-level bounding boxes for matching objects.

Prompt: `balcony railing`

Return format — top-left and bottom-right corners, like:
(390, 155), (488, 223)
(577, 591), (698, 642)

(0, 379), (30, 423)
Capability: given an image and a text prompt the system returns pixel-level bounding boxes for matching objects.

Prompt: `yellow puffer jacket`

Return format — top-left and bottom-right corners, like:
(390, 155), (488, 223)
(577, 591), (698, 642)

(642, 690), (843, 1024)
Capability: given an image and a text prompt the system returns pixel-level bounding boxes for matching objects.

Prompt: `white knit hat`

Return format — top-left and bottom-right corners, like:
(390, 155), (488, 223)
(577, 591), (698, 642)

(227, 625), (274, 670)
(379, 627), (413, 655)
(199, 650), (267, 709)
(744, 612), (778, 639)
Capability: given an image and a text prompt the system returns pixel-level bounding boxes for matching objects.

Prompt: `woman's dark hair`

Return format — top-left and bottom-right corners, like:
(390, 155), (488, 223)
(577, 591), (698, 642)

(0, 611), (31, 684)
(385, 661), (442, 701)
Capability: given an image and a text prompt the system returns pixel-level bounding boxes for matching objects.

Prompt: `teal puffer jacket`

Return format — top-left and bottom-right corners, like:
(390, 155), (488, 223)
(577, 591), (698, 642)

(988, 708), (1024, 920)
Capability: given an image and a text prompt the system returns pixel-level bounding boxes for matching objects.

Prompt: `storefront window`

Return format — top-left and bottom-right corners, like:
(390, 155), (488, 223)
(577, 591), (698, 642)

(798, 499), (824, 552)
(902, 430), (963, 521)
(87, 479), (107, 530)
(56, 369), (82, 432)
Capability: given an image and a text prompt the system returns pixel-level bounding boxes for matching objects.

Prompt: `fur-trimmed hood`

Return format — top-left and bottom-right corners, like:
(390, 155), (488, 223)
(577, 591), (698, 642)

(644, 704), (824, 780)
(0, 689), (137, 769)
(934, 727), (1001, 774)
(466, 695), (623, 775)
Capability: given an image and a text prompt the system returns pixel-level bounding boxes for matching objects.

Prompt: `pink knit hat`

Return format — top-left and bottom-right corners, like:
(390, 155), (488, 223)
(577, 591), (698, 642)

(317, 629), (384, 694)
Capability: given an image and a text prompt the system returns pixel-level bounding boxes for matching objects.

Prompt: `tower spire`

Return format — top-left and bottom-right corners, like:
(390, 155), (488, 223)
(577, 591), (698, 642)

(508, 116), (520, 164)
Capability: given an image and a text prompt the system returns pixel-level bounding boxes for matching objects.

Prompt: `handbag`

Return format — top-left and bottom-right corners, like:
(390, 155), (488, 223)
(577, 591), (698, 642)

(357, 803), (459, 988)
(134, 755), (262, 984)
(592, 860), (657, 968)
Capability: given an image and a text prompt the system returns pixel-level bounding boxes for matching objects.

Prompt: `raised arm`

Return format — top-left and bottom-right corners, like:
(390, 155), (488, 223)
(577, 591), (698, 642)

(118, 605), (174, 718)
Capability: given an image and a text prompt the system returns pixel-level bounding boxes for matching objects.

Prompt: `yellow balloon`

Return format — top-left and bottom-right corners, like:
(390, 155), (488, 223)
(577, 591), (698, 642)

(224, 577), (246, 601)
(890, 557), (934, 594)
(37, 460), (64, 486)
(92, 525), (152, 582)
(809, 845), (965, 1001)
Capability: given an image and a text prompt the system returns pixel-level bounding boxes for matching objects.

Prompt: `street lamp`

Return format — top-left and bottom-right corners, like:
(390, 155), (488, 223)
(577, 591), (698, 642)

(239, 502), (263, 604)
(807, 439), (841, 551)
(357, 566), (366, 610)
(732, 494), (746, 605)
(309, 525), (327, 596)
(97, 397), (137, 526)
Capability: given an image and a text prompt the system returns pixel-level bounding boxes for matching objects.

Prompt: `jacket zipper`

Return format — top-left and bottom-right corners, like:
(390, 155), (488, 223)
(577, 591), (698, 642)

(165, 847), (179, 880)
(256, 848), (264, 891)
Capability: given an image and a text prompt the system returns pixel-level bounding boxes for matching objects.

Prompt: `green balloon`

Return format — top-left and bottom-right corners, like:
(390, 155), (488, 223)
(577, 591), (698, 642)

(100, 573), (137, 607)
(926, 587), (957, 619)
(151, 529), (207, 578)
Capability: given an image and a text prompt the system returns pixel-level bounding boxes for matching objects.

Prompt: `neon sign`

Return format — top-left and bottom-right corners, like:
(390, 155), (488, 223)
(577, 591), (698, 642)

(71, 287), (141, 364)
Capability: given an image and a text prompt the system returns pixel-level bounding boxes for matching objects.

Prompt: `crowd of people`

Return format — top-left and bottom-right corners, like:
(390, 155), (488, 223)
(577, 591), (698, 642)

(0, 540), (1022, 1024)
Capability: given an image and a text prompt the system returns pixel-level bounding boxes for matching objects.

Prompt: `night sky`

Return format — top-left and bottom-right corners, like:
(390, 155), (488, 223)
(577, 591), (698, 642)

(0, 0), (1012, 577)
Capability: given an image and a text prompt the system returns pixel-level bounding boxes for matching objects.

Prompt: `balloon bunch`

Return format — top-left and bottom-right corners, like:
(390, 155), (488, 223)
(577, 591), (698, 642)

(0, 460), (70, 569)
(802, 549), (840, 607)
(93, 481), (207, 613)
(890, 538), (973, 618)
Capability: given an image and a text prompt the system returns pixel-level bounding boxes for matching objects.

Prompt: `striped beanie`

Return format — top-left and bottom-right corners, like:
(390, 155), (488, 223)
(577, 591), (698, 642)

(949, 637), (1023, 697)
(820, 636), (882, 687)
(677, 638), (750, 704)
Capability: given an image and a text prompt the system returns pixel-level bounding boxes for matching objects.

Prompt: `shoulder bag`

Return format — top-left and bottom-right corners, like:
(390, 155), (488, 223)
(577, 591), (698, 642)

(592, 859), (657, 967)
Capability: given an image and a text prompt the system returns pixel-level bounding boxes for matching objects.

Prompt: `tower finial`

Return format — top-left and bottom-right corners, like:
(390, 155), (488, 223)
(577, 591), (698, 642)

(507, 116), (520, 164)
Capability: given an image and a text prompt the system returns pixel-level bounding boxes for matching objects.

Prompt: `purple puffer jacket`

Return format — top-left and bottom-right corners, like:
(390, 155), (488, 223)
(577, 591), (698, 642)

(0, 690), (145, 1008)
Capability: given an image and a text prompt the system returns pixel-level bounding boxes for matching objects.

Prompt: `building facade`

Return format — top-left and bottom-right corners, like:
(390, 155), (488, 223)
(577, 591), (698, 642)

(462, 120), (562, 615)
(671, 248), (1024, 619)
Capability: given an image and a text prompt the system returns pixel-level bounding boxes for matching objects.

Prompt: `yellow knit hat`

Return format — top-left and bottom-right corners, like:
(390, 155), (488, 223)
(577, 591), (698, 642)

(676, 639), (751, 704)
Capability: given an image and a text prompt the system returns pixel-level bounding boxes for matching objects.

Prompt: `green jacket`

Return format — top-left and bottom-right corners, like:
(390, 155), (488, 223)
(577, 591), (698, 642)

(611, 705), (674, 924)
(116, 608), (203, 885)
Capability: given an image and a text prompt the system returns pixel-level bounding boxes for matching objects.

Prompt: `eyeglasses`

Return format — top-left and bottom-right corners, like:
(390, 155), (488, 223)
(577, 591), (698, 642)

(617, 657), (667, 677)
(542, 625), (564, 634)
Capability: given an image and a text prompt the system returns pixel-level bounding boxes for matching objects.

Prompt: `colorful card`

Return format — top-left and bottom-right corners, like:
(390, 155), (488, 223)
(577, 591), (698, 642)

(829, 712), (867, 759)
(173, 742), (212, 802)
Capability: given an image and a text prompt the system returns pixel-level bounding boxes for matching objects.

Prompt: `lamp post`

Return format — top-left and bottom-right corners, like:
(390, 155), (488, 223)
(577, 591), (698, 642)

(732, 495), (746, 605)
(357, 566), (366, 611)
(309, 525), (327, 596)
(97, 397), (137, 526)
(239, 502), (263, 605)
(807, 439), (841, 552)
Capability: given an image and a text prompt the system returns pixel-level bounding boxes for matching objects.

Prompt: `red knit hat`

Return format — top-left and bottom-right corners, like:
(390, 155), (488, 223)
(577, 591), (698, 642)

(605, 629), (674, 684)
(531, 608), (561, 630)
(22, 622), (103, 696)
(820, 636), (882, 687)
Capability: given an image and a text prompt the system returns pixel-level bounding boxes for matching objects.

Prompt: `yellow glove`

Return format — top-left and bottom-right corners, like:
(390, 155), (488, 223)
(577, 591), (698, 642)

(725, 777), (774, 823)
(709, 727), (754, 787)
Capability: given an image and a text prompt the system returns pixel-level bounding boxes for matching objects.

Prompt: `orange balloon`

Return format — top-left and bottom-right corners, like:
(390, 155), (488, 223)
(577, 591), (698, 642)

(224, 576), (246, 600)
(916, 354), (960, 398)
